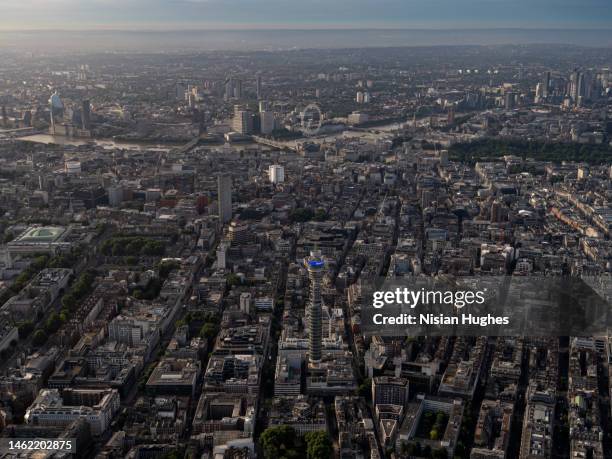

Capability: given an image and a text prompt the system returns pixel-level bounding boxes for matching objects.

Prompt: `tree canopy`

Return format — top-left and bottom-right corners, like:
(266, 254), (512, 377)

(101, 236), (165, 257)
(449, 138), (612, 165)
(260, 425), (300, 459)
(304, 431), (333, 459)
(260, 427), (333, 459)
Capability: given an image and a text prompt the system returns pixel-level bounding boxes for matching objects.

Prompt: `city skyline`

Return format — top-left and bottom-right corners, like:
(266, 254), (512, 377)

(1, 1), (612, 456)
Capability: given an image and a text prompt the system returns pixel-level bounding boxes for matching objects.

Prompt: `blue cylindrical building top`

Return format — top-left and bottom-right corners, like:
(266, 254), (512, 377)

(308, 259), (324, 269)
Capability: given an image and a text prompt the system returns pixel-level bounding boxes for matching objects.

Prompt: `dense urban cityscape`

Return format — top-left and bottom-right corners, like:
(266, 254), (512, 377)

(0, 40), (611, 459)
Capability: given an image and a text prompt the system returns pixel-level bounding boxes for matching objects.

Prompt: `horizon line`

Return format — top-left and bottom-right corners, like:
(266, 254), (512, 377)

(2, 25), (612, 33)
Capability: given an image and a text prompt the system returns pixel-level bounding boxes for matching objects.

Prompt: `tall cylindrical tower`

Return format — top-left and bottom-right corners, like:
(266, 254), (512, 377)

(306, 251), (324, 364)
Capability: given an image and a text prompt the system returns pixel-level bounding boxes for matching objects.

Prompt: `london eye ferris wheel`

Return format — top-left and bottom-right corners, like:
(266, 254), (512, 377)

(300, 103), (322, 136)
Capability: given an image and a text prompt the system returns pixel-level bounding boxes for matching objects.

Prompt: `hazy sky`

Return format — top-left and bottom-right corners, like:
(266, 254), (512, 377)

(1, 0), (611, 30)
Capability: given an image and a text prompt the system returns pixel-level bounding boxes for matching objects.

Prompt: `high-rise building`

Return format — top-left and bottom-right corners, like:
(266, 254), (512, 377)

(81, 99), (91, 130)
(234, 79), (242, 99)
(504, 91), (516, 110)
(49, 91), (64, 135)
(175, 81), (187, 100)
(260, 111), (275, 135)
(306, 251), (324, 363)
(543, 71), (551, 98)
(108, 186), (123, 207)
(490, 200), (504, 223)
(224, 77), (243, 100)
(216, 242), (228, 269)
(252, 112), (261, 134)
(77, 64), (88, 81)
(232, 105), (253, 135)
(217, 174), (232, 224)
(224, 78), (234, 100)
(269, 165), (285, 184)
(570, 69), (583, 104)
(535, 83), (544, 103)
